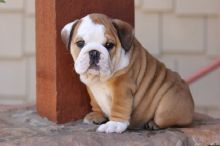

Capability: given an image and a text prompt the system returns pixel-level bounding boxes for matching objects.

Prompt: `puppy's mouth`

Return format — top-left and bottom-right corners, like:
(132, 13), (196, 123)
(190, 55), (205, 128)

(87, 64), (100, 75)
(88, 64), (100, 70)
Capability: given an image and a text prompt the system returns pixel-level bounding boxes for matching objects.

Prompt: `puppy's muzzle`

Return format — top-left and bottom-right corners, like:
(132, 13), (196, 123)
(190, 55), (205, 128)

(74, 43), (110, 75)
(89, 50), (100, 66)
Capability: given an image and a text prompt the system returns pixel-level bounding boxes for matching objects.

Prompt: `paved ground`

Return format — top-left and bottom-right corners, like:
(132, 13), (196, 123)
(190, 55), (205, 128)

(0, 105), (220, 146)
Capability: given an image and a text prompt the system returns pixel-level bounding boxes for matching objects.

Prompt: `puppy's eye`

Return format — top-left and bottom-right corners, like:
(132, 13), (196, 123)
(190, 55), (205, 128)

(76, 40), (85, 48)
(104, 42), (115, 51)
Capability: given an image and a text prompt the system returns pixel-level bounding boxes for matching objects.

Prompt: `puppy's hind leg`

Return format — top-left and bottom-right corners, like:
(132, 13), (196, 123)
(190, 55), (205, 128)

(145, 120), (160, 130)
(153, 86), (194, 129)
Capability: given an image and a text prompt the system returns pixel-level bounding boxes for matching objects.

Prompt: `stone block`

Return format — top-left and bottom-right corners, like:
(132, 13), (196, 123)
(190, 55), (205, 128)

(0, 98), (25, 105)
(25, 0), (35, 15)
(162, 14), (205, 53)
(24, 17), (36, 55)
(176, 0), (220, 16)
(142, 0), (173, 12)
(0, 13), (23, 58)
(26, 57), (36, 103)
(207, 17), (220, 56)
(135, 10), (160, 55)
(0, 0), (24, 10)
(0, 60), (26, 97)
(134, 0), (141, 7)
(177, 57), (220, 108)
(196, 106), (220, 118)
(158, 56), (177, 71)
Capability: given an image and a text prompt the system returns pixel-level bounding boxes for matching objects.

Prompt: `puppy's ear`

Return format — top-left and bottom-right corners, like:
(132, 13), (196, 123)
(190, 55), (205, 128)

(112, 19), (134, 52)
(61, 20), (79, 50)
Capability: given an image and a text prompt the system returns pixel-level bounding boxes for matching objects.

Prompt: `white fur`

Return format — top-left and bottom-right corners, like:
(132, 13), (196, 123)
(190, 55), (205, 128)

(74, 43), (111, 76)
(71, 15), (130, 84)
(77, 16), (106, 44)
(73, 16), (115, 83)
(97, 121), (129, 133)
(74, 50), (90, 74)
(61, 20), (78, 47)
(61, 22), (73, 37)
(89, 83), (111, 116)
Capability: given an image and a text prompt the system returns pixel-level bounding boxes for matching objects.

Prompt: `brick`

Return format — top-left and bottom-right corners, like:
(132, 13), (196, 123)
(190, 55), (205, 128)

(176, 0), (220, 16)
(24, 17), (36, 55)
(0, 0), (24, 10)
(207, 17), (220, 56)
(177, 57), (220, 107)
(135, 9), (160, 55)
(162, 14), (205, 53)
(142, 0), (173, 12)
(0, 60), (26, 97)
(0, 13), (23, 58)
(26, 57), (36, 103)
(25, 0), (35, 15)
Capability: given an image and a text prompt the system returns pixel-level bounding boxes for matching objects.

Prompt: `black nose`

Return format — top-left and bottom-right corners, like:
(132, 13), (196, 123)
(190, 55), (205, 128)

(89, 50), (100, 65)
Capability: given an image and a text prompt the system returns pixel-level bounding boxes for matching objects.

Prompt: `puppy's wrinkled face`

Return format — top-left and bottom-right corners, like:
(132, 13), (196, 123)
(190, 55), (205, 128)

(61, 14), (133, 84)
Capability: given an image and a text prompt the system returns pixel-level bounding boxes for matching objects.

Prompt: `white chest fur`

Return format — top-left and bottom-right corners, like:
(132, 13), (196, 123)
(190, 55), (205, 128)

(89, 83), (112, 117)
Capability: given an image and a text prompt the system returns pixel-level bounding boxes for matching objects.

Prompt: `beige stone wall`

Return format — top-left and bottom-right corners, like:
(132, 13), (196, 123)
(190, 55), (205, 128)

(0, 0), (219, 117)
(0, 0), (35, 104)
(135, 0), (220, 118)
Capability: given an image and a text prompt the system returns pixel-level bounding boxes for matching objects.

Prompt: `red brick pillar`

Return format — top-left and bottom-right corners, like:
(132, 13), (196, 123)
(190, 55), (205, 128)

(36, 0), (134, 124)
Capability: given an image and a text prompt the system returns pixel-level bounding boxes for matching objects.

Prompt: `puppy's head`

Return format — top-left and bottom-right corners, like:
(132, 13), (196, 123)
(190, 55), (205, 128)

(61, 13), (134, 84)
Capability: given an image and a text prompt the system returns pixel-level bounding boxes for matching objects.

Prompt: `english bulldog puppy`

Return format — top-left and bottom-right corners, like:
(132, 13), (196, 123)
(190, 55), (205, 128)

(61, 13), (194, 133)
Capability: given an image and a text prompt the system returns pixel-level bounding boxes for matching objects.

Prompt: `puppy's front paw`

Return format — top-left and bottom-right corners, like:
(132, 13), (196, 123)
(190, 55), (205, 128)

(96, 121), (129, 133)
(83, 112), (107, 125)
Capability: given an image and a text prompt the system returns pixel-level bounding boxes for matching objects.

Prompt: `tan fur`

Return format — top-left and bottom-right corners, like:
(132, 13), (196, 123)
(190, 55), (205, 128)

(68, 14), (194, 129)
(103, 40), (194, 128)
(107, 39), (194, 128)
